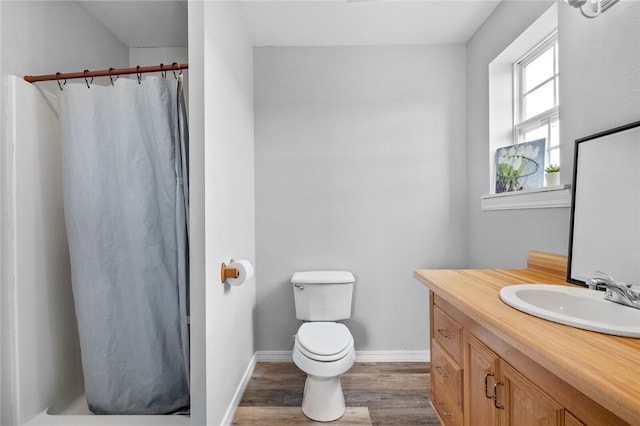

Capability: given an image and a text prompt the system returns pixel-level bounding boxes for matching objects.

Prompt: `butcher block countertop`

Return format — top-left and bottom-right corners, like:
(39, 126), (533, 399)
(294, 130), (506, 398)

(414, 251), (640, 426)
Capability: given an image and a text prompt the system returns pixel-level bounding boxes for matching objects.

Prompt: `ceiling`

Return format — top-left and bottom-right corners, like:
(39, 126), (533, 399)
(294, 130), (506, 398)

(240, 1), (501, 47)
(79, 1), (501, 48)
(78, 1), (189, 48)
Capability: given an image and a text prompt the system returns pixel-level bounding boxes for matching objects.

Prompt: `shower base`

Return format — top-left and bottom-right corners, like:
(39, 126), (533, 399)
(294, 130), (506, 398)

(23, 394), (190, 426)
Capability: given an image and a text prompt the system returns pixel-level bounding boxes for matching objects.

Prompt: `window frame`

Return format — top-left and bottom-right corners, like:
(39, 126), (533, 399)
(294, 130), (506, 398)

(485, 3), (570, 209)
(512, 31), (559, 167)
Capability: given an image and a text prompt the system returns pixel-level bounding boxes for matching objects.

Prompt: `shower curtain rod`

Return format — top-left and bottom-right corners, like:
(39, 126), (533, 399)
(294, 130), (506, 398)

(23, 63), (188, 83)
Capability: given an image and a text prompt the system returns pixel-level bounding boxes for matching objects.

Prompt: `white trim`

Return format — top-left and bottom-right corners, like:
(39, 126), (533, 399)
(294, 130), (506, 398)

(220, 354), (257, 426)
(3, 76), (19, 426)
(355, 351), (430, 362)
(481, 185), (571, 211)
(256, 351), (293, 362)
(256, 350), (430, 363)
(0, 5), (3, 421)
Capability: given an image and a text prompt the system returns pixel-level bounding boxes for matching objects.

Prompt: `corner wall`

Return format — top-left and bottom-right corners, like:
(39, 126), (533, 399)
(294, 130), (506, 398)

(465, 1), (569, 269)
(187, 3), (207, 424)
(254, 45), (468, 354)
(0, 2), (5, 422)
(465, 0), (640, 269)
(197, 3), (256, 424)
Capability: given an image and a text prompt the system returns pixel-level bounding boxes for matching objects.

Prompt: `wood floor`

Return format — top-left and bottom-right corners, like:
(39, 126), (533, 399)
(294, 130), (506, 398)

(233, 362), (441, 425)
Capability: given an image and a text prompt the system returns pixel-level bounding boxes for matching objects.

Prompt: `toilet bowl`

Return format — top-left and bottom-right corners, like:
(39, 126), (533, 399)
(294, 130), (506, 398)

(292, 322), (356, 422)
(291, 270), (356, 421)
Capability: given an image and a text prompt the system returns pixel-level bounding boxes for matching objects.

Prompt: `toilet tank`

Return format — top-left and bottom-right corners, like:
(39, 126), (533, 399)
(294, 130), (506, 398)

(292, 271), (355, 321)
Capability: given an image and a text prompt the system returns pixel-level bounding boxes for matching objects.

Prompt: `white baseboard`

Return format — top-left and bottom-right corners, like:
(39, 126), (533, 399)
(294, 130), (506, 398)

(221, 353), (256, 426)
(256, 350), (430, 363)
(355, 350), (430, 362)
(255, 351), (293, 362)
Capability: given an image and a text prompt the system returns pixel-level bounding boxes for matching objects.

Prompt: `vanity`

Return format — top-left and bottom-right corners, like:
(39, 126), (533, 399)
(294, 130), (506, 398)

(414, 251), (640, 426)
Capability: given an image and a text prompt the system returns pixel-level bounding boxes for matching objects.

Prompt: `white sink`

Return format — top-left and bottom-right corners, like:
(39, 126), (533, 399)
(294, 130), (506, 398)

(499, 284), (640, 338)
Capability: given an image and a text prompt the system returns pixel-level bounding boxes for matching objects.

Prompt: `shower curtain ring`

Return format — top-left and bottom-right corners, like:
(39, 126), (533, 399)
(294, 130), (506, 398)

(136, 65), (142, 84)
(83, 70), (93, 89)
(172, 62), (179, 80)
(160, 63), (166, 79)
(108, 67), (118, 86)
(56, 72), (66, 91)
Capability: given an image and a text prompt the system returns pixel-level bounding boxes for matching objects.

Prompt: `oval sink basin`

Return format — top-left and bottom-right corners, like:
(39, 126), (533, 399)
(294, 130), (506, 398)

(499, 284), (640, 338)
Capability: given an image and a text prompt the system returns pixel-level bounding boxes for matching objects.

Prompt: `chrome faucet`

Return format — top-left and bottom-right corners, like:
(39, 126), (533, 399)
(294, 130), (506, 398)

(585, 272), (640, 310)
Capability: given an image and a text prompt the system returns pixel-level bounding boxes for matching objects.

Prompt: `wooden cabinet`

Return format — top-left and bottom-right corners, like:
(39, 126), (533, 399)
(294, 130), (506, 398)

(462, 331), (499, 426)
(431, 340), (462, 409)
(433, 305), (462, 363)
(462, 331), (564, 426)
(431, 304), (463, 425)
(499, 360), (564, 426)
(431, 339), (463, 425)
(563, 411), (586, 426)
(430, 294), (590, 426)
(417, 256), (636, 426)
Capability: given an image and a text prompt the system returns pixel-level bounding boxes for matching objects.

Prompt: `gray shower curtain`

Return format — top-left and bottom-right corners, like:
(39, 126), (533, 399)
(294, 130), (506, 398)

(58, 76), (190, 415)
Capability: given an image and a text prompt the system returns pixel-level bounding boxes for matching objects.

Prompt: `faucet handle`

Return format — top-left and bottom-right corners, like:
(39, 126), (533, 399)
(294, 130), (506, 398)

(586, 272), (618, 290)
(594, 270), (615, 281)
(592, 271), (628, 287)
(585, 277), (607, 290)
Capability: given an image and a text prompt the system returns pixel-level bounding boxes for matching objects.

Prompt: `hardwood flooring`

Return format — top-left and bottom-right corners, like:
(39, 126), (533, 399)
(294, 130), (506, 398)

(233, 362), (440, 425)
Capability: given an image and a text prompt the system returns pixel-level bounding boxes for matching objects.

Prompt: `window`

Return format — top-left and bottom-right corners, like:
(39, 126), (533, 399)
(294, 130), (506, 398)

(484, 4), (570, 210)
(513, 32), (559, 168)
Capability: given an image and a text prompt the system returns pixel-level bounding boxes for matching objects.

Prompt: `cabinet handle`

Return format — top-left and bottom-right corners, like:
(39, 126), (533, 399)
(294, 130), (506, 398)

(483, 372), (494, 399)
(436, 328), (451, 339)
(437, 401), (452, 417)
(435, 366), (448, 378)
(493, 381), (505, 410)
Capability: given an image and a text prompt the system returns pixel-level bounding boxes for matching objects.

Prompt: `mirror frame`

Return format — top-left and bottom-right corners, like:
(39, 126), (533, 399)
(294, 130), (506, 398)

(567, 120), (640, 287)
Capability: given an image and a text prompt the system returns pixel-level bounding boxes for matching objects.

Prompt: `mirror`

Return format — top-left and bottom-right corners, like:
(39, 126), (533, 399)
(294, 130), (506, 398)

(568, 120), (640, 286)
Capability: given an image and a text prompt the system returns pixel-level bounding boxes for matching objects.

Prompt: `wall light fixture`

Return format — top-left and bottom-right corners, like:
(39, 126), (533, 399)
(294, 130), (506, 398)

(564, 0), (619, 18)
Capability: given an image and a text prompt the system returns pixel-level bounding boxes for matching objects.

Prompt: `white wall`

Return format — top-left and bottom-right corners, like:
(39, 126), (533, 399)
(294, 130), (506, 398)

(0, 2), (129, 425)
(8, 77), (86, 425)
(559, 0), (640, 172)
(0, 2), (4, 422)
(194, 3), (256, 425)
(129, 47), (188, 68)
(1, 1), (128, 86)
(0, 3), (5, 423)
(186, 4), (206, 424)
(466, 1), (570, 269)
(466, 0), (640, 269)
(254, 45), (468, 354)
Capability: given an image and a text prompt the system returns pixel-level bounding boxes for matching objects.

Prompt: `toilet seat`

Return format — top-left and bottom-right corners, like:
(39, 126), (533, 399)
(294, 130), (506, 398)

(295, 322), (354, 362)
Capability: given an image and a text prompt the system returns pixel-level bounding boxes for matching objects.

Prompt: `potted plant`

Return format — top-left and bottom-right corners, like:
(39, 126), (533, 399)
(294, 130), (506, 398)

(544, 164), (560, 186)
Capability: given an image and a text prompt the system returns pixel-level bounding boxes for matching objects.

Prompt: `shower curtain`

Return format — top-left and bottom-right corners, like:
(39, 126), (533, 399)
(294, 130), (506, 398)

(58, 76), (190, 415)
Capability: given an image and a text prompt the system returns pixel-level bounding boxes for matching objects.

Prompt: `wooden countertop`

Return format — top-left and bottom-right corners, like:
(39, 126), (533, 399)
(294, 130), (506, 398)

(414, 252), (640, 426)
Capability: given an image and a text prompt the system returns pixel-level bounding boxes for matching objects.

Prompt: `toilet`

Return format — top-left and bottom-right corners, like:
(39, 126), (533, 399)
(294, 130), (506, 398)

(291, 271), (356, 422)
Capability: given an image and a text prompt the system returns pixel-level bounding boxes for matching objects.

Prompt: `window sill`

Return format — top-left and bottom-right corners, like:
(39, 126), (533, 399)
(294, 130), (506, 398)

(481, 185), (571, 211)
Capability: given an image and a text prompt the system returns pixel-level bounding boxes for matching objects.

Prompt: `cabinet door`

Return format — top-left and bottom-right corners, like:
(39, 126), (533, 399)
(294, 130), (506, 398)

(463, 331), (500, 426)
(564, 411), (586, 426)
(498, 361), (564, 426)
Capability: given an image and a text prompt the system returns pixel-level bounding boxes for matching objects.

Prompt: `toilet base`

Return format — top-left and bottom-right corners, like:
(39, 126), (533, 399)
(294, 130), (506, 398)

(301, 374), (345, 422)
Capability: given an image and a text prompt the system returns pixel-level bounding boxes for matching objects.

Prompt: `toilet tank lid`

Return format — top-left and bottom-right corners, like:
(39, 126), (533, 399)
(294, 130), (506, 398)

(291, 271), (355, 284)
